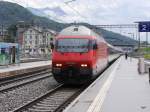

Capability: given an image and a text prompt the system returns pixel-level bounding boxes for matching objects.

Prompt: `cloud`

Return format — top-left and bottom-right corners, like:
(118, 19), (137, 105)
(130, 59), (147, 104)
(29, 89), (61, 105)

(3, 0), (150, 25)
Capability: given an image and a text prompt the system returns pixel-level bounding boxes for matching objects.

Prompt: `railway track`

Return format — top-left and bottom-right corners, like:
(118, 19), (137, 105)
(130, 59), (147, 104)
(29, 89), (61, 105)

(0, 70), (52, 93)
(12, 57), (120, 112)
(0, 57), (119, 112)
(0, 69), (51, 85)
(13, 84), (86, 112)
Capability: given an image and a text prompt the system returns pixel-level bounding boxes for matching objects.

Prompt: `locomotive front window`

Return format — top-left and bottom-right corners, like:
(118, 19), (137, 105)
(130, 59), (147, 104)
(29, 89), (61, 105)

(56, 38), (89, 53)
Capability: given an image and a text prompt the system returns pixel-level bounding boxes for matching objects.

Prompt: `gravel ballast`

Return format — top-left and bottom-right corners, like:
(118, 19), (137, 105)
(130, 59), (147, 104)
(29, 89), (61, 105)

(0, 76), (59, 112)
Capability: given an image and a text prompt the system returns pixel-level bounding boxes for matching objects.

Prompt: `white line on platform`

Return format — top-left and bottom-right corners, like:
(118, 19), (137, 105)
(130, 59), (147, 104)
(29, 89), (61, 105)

(87, 58), (121, 112)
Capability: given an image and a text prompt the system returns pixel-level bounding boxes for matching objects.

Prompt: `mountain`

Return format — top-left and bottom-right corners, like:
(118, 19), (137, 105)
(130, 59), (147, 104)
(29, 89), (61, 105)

(0, 1), (137, 46)
(27, 7), (47, 17)
(0, 1), (65, 31)
(100, 29), (137, 46)
(40, 7), (67, 16)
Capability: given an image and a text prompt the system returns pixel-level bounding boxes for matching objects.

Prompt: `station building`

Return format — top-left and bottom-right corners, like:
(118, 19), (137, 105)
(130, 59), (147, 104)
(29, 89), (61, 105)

(0, 42), (19, 66)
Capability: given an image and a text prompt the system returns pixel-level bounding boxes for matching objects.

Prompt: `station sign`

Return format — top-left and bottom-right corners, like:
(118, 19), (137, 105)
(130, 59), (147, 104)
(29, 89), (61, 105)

(138, 22), (150, 32)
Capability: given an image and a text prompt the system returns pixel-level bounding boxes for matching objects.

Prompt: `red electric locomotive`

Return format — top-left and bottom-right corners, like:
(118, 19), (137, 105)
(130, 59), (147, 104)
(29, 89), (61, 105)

(52, 25), (108, 84)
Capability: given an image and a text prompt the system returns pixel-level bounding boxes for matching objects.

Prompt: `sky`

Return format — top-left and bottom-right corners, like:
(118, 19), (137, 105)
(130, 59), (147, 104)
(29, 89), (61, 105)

(2, 0), (150, 41)
(3, 0), (150, 24)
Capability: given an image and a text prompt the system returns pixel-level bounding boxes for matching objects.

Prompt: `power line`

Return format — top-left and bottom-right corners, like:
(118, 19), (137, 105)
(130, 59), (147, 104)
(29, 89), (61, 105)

(95, 24), (138, 28)
(64, 0), (76, 4)
(47, 15), (66, 23)
(64, 0), (89, 23)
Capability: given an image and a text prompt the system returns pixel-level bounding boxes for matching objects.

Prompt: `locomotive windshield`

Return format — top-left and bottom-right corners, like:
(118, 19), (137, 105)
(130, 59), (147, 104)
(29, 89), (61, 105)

(56, 38), (89, 53)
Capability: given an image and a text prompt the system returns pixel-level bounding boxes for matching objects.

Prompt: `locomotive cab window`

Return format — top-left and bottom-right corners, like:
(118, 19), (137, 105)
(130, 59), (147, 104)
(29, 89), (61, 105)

(90, 40), (98, 49)
(56, 38), (89, 53)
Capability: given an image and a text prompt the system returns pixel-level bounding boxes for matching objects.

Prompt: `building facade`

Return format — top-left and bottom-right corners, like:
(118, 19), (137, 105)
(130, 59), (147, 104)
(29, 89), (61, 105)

(21, 26), (56, 57)
(0, 28), (8, 42)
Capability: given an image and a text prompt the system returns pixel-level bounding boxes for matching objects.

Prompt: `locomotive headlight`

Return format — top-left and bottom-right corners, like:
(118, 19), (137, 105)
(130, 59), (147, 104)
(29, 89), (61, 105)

(81, 64), (88, 67)
(56, 64), (62, 67)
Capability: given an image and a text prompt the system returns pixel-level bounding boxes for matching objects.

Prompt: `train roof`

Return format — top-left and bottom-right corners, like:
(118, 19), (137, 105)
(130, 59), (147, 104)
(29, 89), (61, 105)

(59, 25), (102, 37)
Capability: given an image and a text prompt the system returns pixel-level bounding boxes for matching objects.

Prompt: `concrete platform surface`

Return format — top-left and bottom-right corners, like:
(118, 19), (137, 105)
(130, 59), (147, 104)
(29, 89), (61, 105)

(64, 57), (150, 112)
(0, 61), (51, 73)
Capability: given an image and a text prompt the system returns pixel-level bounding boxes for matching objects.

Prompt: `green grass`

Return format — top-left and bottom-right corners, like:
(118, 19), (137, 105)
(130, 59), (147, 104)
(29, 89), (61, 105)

(144, 54), (150, 60)
(139, 47), (150, 53)
(136, 47), (150, 59)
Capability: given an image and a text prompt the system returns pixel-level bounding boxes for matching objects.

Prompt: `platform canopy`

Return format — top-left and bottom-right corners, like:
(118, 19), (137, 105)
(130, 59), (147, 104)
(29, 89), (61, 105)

(0, 42), (19, 48)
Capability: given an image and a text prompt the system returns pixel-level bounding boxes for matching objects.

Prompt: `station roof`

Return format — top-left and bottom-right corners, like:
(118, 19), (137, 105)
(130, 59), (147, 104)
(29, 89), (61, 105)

(0, 42), (19, 48)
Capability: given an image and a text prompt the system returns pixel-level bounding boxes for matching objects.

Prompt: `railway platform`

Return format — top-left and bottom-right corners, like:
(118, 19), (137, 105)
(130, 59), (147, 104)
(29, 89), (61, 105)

(0, 61), (51, 79)
(64, 56), (150, 112)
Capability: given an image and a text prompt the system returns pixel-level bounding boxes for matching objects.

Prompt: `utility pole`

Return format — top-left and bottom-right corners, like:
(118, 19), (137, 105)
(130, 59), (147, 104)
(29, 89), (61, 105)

(146, 32), (148, 48)
(138, 31), (140, 49)
(135, 27), (138, 41)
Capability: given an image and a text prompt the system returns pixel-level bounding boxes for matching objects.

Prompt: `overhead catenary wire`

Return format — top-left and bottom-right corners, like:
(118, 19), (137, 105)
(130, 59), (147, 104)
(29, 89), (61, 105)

(64, 0), (76, 4)
(47, 15), (66, 23)
(64, 0), (89, 23)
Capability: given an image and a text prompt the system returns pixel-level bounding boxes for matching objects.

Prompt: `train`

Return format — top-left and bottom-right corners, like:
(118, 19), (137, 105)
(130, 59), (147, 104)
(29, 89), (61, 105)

(52, 25), (120, 84)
